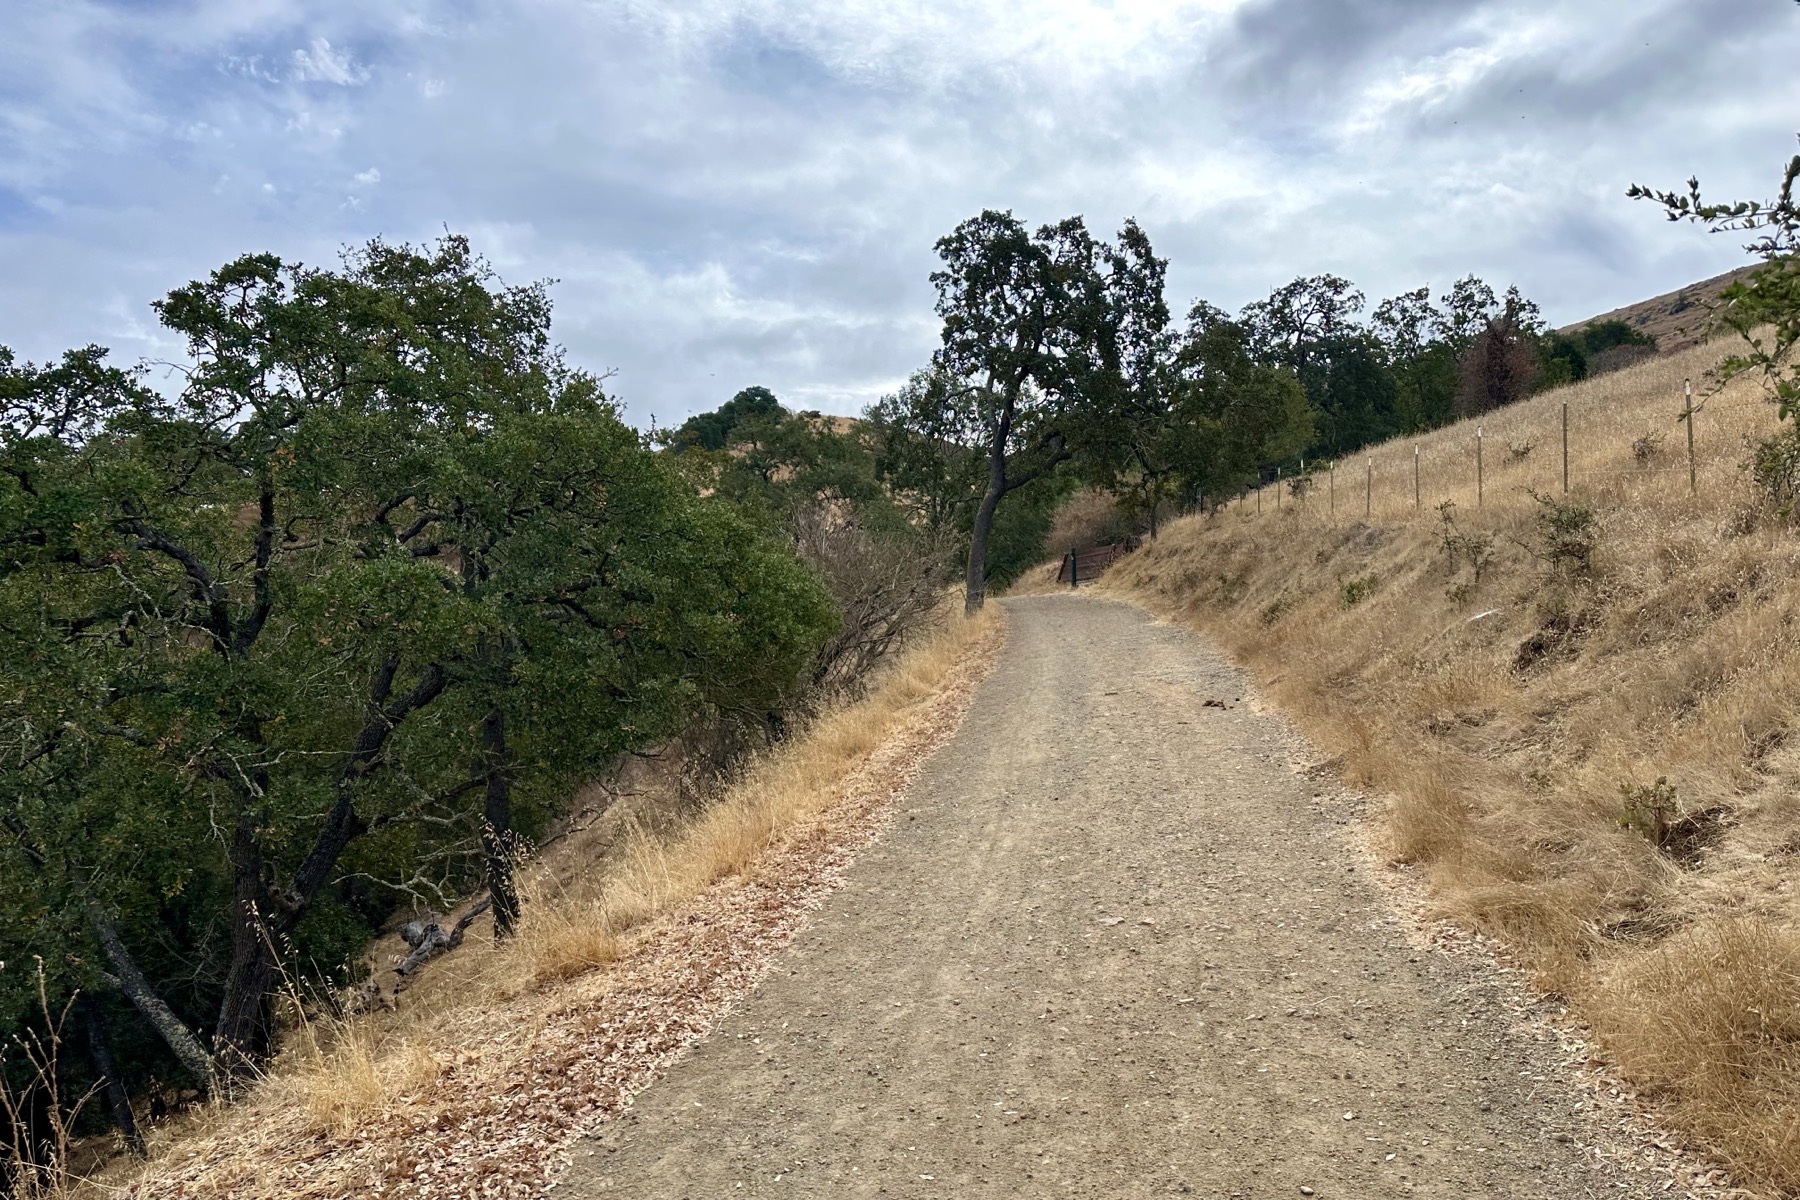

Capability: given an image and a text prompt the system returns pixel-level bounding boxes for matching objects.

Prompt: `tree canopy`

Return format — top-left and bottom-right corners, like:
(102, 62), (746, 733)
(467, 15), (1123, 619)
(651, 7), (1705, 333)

(1, 238), (836, 1105)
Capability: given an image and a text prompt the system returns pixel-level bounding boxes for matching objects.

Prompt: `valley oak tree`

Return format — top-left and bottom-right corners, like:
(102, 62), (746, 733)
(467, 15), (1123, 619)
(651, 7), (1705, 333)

(872, 210), (1139, 612)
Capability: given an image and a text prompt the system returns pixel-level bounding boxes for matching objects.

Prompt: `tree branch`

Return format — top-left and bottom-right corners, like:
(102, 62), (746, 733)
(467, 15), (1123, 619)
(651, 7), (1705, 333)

(87, 905), (217, 1095)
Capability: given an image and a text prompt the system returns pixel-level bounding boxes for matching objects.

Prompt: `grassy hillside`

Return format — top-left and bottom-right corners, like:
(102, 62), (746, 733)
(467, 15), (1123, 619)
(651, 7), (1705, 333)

(1098, 338), (1800, 1195)
(1562, 266), (1760, 354)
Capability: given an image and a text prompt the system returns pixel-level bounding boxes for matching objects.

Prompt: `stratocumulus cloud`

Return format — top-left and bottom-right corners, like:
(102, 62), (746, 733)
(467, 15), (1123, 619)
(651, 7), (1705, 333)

(1, 0), (1796, 425)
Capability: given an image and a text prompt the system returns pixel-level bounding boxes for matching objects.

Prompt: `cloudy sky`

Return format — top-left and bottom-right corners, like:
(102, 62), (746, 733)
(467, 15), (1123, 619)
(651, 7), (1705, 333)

(3, 1), (1798, 426)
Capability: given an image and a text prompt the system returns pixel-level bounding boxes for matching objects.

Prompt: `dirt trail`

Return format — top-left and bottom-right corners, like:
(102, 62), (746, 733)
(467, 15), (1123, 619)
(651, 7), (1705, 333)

(561, 595), (1663, 1199)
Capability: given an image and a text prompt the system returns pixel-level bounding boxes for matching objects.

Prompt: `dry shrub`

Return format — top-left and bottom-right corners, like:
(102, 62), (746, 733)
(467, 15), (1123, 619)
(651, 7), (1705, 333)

(1044, 489), (1132, 558)
(1591, 918), (1800, 1194)
(791, 504), (953, 697)
(1099, 335), (1800, 1186)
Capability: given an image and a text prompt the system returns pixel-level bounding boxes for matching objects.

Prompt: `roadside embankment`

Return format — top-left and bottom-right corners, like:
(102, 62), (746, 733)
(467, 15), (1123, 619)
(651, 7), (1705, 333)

(1100, 339), (1800, 1196)
(108, 605), (1004, 1199)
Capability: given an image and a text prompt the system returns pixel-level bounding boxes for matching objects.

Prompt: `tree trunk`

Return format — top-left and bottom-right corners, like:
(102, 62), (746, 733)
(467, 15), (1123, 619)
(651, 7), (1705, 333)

(77, 993), (144, 1157)
(212, 818), (277, 1082)
(481, 709), (519, 938)
(87, 907), (215, 1096)
(965, 426), (1010, 616)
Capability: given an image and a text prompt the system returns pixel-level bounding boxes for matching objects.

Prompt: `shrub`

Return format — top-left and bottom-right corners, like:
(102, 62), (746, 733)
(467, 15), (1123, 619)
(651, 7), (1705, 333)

(1435, 500), (1495, 592)
(1632, 430), (1665, 463)
(1747, 425), (1800, 520)
(1524, 489), (1596, 576)
(1618, 776), (1679, 847)
(1338, 575), (1379, 608)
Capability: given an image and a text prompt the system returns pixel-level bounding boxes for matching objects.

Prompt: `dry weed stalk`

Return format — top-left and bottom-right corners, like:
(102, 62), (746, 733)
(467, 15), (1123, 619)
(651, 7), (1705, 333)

(1, 962), (95, 1200)
(1100, 338), (1800, 1192)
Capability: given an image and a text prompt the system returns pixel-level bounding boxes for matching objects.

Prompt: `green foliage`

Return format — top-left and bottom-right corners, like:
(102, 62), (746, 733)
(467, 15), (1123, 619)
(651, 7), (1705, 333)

(1436, 500), (1495, 591)
(1523, 489), (1597, 576)
(0, 237), (835, 1092)
(1154, 305), (1314, 503)
(1618, 776), (1679, 848)
(1538, 320), (1656, 389)
(667, 385), (782, 452)
(1577, 319), (1657, 356)
(1747, 423), (1800, 518)
(1337, 574), (1379, 609)
(1632, 143), (1800, 426)
(1242, 275), (1400, 456)
(872, 210), (1146, 606)
(660, 389), (952, 695)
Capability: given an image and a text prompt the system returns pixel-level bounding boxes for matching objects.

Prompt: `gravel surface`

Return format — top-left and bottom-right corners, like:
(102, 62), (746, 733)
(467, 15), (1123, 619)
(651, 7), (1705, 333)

(560, 595), (1667, 1199)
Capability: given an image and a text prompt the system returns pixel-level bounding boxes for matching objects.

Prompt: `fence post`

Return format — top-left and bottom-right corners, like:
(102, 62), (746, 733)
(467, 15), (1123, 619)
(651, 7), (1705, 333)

(1684, 378), (1696, 494)
(1329, 462), (1335, 516)
(1069, 546), (1078, 590)
(1365, 456), (1372, 517)
(1476, 426), (1484, 507)
(1276, 467), (1283, 508)
(1562, 401), (1569, 494)
(1413, 445), (1420, 509)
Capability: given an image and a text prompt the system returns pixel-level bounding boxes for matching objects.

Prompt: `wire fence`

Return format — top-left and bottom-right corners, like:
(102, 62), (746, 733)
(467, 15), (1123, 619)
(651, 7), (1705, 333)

(1226, 372), (1785, 529)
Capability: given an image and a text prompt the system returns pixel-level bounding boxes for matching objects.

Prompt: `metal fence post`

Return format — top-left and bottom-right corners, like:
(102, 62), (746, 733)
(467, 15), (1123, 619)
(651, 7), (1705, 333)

(1365, 457), (1372, 518)
(1413, 445), (1420, 509)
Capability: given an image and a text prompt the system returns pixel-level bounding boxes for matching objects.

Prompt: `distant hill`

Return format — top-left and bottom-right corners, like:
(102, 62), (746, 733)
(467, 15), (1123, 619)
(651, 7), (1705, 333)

(1560, 264), (1758, 354)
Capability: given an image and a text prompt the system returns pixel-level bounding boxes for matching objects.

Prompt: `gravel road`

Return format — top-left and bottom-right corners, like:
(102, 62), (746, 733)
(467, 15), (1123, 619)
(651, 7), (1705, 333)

(561, 595), (1664, 1199)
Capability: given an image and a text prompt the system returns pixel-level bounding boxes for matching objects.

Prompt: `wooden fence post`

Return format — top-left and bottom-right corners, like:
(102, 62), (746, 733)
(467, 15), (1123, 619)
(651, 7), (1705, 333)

(1684, 378), (1696, 494)
(1329, 462), (1335, 516)
(1413, 445), (1420, 509)
(1476, 426), (1483, 507)
(1365, 457), (1372, 518)
(1069, 546), (1079, 590)
(1562, 402), (1569, 494)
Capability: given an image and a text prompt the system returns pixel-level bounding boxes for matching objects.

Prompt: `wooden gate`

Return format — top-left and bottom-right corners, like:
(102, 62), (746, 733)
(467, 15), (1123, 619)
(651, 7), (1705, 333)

(1055, 542), (1131, 587)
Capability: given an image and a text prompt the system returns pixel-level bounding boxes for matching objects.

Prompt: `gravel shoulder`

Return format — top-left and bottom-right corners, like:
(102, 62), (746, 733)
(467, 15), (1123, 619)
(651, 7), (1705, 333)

(560, 594), (1667, 1199)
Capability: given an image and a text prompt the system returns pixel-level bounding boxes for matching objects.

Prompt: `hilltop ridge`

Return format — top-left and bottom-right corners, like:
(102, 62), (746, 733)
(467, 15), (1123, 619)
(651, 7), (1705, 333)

(1561, 265), (1759, 353)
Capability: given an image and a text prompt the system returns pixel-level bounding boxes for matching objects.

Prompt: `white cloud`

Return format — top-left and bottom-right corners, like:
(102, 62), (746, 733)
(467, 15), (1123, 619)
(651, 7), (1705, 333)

(292, 37), (368, 86)
(0, 0), (1795, 424)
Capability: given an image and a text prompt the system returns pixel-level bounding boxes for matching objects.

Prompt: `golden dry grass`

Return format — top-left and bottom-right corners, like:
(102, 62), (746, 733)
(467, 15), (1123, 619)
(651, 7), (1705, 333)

(1099, 339), (1800, 1195)
(103, 601), (1003, 1198)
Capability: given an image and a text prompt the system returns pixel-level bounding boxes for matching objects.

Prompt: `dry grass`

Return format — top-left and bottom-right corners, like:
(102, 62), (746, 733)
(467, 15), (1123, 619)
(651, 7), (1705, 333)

(1098, 338), (1800, 1195)
(1044, 488), (1132, 557)
(105, 602), (1004, 1198)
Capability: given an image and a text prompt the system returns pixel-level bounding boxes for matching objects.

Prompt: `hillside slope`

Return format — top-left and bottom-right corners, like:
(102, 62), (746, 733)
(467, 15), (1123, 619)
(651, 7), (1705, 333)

(102, 609), (1002, 1198)
(1561, 266), (1758, 353)
(1099, 338), (1800, 1195)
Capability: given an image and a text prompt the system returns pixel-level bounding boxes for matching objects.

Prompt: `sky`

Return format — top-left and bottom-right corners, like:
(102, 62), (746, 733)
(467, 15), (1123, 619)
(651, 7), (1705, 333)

(3, 0), (1798, 428)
